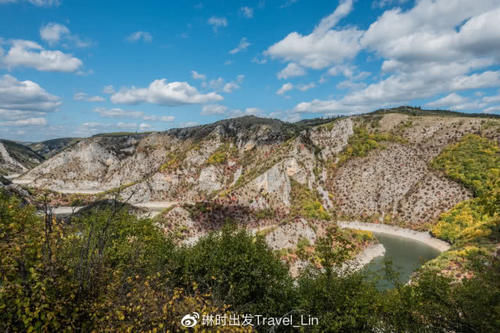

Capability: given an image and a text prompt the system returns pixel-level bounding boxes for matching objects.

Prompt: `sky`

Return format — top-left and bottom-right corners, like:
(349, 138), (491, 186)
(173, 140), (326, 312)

(0, 0), (499, 141)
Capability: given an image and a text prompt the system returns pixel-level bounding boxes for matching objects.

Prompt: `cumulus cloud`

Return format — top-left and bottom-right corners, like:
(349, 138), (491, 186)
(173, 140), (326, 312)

(1, 0), (60, 6)
(277, 63), (306, 79)
(74, 92), (105, 102)
(40, 22), (91, 48)
(1, 40), (83, 72)
(103, 85), (115, 94)
(292, 65), (500, 115)
(79, 121), (153, 134)
(0, 117), (47, 126)
(240, 6), (253, 18)
(372, 0), (408, 9)
(201, 104), (263, 117)
(40, 23), (69, 45)
(296, 82), (316, 91)
(111, 79), (223, 106)
(229, 37), (250, 54)
(0, 74), (60, 127)
(127, 31), (153, 43)
(426, 93), (470, 108)
(280, 0), (298, 9)
(204, 75), (244, 93)
(201, 104), (228, 115)
(361, 0), (500, 72)
(93, 107), (144, 119)
(191, 70), (206, 80)
(267, 0), (362, 70)
(208, 17), (228, 32)
(483, 92), (500, 104)
(277, 83), (293, 95)
(0, 74), (61, 114)
(230, 107), (264, 117)
(288, 0), (500, 116)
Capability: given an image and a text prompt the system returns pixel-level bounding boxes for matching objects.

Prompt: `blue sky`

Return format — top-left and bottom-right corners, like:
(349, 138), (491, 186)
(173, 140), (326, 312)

(0, 0), (499, 141)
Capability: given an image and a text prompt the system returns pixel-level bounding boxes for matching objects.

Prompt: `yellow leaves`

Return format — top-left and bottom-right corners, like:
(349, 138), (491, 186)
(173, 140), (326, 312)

(116, 310), (125, 321)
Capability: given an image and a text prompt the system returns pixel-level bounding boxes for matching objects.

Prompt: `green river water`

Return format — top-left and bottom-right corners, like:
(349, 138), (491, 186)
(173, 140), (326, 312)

(363, 232), (441, 289)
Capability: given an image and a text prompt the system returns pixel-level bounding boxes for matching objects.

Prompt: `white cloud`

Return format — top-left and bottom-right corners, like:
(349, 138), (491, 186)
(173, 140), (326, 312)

(0, 0), (60, 6)
(111, 79), (223, 106)
(79, 121), (154, 135)
(208, 17), (228, 32)
(296, 82), (316, 91)
(1, 40), (83, 72)
(205, 75), (244, 93)
(142, 114), (175, 122)
(0, 75), (59, 128)
(288, 0), (500, 118)
(372, 0), (408, 9)
(483, 106), (500, 114)
(280, 0), (298, 9)
(223, 82), (239, 93)
(159, 115), (175, 122)
(252, 55), (267, 64)
(0, 117), (47, 127)
(40, 23), (69, 45)
(103, 85), (115, 94)
(230, 107), (263, 117)
(201, 104), (228, 115)
(277, 82), (293, 95)
(0, 74), (61, 115)
(180, 121), (199, 127)
(292, 65), (500, 116)
(426, 93), (490, 112)
(277, 63), (306, 79)
(93, 107), (144, 119)
(127, 31), (152, 43)
(229, 37), (250, 54)
(483, 92), (500, 104)
(361, 0), (500, 73)
(426, 93), (469, 108)
(117, 122), (139, 130)
(267, 0), (362, 70)
(40, 22), (90, 48)
(200, 104), (263, 117)
(28, 0), (59, 6)
(74, 92), (105, 102)
(240, 6), (253, 18)
(191, 70), (206, 80)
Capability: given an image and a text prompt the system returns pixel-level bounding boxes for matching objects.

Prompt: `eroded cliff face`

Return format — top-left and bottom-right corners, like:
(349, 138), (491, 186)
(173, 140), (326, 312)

(16, 112), (500, 227)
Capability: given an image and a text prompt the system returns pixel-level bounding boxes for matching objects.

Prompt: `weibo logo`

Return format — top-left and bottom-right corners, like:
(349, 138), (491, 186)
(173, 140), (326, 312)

(181, 312), (199, 328)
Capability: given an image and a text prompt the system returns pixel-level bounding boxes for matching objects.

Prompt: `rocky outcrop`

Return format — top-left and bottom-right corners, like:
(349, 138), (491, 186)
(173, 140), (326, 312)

(13, 110), (500, 227)
(0, 140), (44, 177)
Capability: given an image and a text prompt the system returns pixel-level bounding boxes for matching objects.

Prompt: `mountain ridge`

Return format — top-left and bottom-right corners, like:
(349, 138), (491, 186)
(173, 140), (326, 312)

(12, 107), (499, 231)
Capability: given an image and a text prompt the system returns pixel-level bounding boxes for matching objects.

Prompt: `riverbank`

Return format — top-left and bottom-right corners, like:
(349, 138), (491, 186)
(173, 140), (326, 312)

(338, 221), (451, 252)
(350, 243), (386, 271)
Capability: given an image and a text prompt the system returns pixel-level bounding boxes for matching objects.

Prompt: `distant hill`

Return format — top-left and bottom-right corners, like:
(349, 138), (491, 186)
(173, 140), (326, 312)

(372, 105), (500, 118)
(0, 139), (44, 176)
(27, 137), (81, 158)
(16, 108), (499, 227)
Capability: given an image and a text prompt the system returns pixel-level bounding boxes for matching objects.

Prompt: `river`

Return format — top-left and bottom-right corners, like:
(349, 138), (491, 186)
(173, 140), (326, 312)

(363, 232), (441, 289)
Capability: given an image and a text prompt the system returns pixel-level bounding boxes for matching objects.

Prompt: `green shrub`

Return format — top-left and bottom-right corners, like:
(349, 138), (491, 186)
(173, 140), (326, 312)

(337, 127), (405, 165)
(179, 225), (296, 316)
(432, 134), (499, 197)
(290, 180), (331, 220)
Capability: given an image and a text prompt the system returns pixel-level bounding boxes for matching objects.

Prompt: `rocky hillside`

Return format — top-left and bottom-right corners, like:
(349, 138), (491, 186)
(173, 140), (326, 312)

(15, 108), (500, 228)
(0, 139), (44, 177)
(27, 137), (81, 158)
